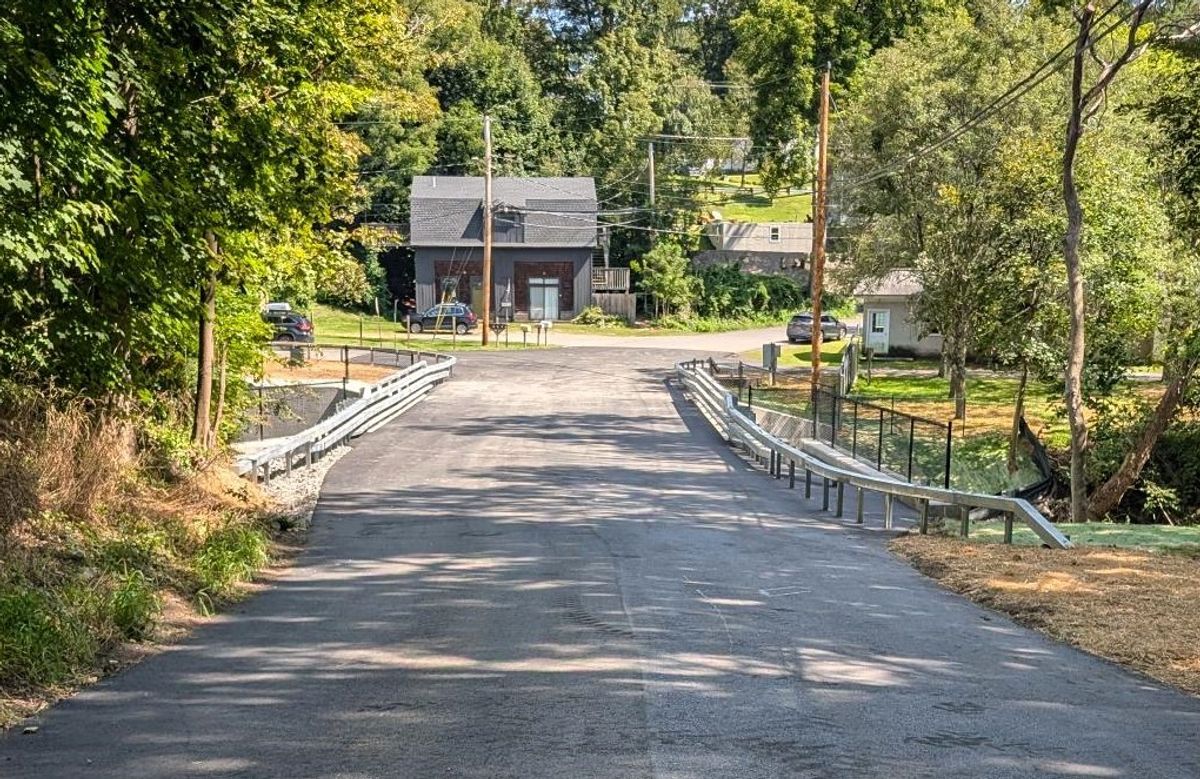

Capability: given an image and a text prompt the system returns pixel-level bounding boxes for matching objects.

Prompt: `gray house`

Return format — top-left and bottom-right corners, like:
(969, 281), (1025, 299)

(409, 176), (597, 321)
(695, 221), (813, 282)
(854, 269), (943, 357)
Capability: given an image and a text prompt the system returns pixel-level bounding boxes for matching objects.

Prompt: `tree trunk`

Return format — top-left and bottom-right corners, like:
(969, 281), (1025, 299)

(1087, 360), (1197, 520)
(1008, 361), (1029, 475)
(208, 347), (228, 450)
(191, 233), (219, 447)
(1061, 5), (1093, 523)
(948, 335), (967, 420)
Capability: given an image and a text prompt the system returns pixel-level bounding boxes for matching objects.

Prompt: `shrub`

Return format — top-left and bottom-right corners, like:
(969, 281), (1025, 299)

(571, 306), (625, 328)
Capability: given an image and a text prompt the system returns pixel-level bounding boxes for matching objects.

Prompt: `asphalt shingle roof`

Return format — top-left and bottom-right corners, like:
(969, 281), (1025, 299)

(410, 176), (597, 248)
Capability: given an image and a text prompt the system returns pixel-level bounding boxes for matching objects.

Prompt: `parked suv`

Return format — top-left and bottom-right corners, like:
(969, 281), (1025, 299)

(263, 305), (314, 342)
(406, 303), (478, 334)
(786, 313), (846, 343)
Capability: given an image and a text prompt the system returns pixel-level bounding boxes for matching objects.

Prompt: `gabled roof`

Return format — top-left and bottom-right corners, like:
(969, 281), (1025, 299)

(409, 176), (597, 248)
(411, 176), (596, 206)
(854, 268), (923, 298)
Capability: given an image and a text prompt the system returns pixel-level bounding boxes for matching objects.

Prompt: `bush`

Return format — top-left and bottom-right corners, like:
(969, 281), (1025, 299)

(571, 306), (625, 328)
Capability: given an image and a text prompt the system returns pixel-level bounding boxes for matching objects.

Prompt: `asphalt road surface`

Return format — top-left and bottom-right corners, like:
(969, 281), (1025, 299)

(4, 349), (1200, 778)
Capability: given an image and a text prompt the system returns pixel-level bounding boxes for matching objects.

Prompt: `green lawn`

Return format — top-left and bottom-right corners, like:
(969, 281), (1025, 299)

(669, 173), (813, 223)
(740, 340), (850, 365)
(303, 304), (548, 351)
(968, 521), (1200, 551)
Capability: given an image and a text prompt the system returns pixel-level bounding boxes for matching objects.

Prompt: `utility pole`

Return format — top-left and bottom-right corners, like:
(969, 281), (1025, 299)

(482, 114), (493, 346)
(810, 63), (831, 399)
(647, 141), (656, 208)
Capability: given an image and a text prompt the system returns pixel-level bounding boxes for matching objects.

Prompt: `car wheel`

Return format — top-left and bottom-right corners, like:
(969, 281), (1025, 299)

(788, 338), (798, 344)
(408, 322), (423, 334)
(455, 322), (468, 335)
(277, 333), (295, 342)
(837, 327), (846, 341)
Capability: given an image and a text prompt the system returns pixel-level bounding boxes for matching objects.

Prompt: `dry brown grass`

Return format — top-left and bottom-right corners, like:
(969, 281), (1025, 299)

(893, 536), (1200, 695)
(0, 396), (137, 538)
(265, 360), (396, 384)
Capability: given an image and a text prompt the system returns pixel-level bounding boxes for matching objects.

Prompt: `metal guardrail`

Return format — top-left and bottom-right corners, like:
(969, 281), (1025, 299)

(237, 350), (456, 484)
(677, 360), (1072, 549)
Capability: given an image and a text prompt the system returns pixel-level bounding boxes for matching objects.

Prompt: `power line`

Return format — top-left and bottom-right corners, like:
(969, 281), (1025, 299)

(842, 0), (1130, 192)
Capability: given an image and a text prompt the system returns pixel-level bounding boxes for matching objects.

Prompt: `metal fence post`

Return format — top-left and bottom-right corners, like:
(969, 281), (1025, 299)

(876, 408), (885, 470)
(907, 417), (916, 483)
(805, 469), (812, 498)
(836, 481), (844, 517)
(830, 394), (837, 448)
(856, 487), (864, 524)
(851, 400), (859, 458)
(944, 419), (954, 489)
(822, 477), (830, 511)
(788, 460), (795, 489)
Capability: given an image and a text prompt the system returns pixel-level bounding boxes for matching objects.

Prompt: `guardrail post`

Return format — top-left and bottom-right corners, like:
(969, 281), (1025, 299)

(262, 462), (271, 486)
(788, 460), (795, 489)
(805, 469), (812, 498)
(856, 487), (864, 524)
(305, 442), (313, 466)
(919, 499), (929, 534)
(884, 494), (894, 529)
(822, 477), (830, 511)
(959, 506), (970, 538)
(835, 481), (844, 517)
(1004, 512), (1014, 544)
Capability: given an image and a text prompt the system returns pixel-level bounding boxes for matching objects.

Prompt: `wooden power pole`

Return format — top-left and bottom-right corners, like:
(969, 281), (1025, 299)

(809, 64), (831, 397)
(482, 114), (493, 346)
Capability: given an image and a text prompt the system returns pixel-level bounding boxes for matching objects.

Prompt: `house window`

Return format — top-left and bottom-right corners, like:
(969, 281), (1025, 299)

(769, 226), (781, 243)
(870, 311), (887, 333)
(493, 211), (525, 243)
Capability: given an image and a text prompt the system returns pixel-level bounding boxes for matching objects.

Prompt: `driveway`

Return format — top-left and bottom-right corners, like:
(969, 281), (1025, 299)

(3, 348), (1199, 778)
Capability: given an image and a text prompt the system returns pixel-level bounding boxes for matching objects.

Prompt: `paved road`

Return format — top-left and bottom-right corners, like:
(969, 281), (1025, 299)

(4, 349), (1200, 778)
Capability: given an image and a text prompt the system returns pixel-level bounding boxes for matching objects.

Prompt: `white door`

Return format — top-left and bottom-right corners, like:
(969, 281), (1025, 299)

(865, 308), (890, 354)
(529, 277), (560, 320)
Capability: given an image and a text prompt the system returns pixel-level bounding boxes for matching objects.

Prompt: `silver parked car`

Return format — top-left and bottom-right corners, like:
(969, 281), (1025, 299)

(786, 313), (847, 343)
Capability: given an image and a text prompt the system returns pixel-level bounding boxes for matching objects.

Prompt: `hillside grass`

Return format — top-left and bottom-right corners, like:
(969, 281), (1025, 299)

(0, 393), (282, 727)
(688, 174), (814, 222)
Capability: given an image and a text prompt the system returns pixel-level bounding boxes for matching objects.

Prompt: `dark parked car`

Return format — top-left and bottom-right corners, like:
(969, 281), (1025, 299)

(406, 303), (478, 334)
(263, 308), (314, 342)
(786, 313), (847, 343)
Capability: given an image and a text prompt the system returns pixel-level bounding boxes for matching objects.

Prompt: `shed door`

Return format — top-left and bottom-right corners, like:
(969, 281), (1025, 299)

(865, 308), (890, 354)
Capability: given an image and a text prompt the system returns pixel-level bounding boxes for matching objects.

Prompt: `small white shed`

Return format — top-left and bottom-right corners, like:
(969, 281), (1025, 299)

(853, 270), (943, 357)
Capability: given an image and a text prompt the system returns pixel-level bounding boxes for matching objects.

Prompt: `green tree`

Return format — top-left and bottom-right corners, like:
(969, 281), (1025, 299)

(632, 239), (697, 316)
